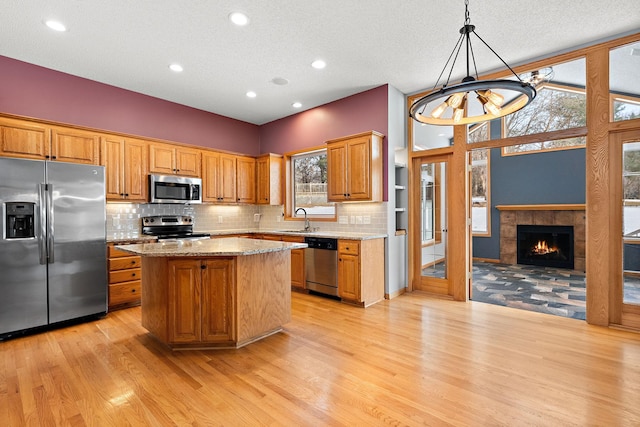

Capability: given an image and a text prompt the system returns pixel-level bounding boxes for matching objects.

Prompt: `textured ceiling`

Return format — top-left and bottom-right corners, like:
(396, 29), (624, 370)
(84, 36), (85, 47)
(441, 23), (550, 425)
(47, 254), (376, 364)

(1, 1), (639, 125)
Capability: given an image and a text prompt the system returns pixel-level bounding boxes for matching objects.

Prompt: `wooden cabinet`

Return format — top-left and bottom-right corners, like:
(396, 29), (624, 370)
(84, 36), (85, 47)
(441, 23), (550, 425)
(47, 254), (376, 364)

(337, 238), (385, 307)
(50, 126), (100, 164)
(141, 250), (290, 350)
(202, 151), (237, 203)
(168, 258), (235, 344)
(0, 117), (99, 164)
(101, 136), (148, 202)
(326, 131), (384, 202)
(0, 117), (50, 160)
(236, 155), (256, 204)
(252, 233), (306, 290)
(149, 142), (201, 177)
(107, 244), (142, 310)
(256, 153), (282, 205)
(281, 235), (306, 290)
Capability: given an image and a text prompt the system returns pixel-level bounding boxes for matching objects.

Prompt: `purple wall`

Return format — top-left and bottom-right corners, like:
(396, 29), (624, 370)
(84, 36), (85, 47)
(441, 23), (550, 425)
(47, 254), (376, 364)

(0, 56), (260, 155)
(260, 85), (389, 200)
(0, 56), (390, 199)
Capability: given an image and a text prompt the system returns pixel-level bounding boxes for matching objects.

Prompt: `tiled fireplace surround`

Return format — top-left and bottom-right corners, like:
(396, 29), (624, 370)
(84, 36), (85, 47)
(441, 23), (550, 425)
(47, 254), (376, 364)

(499, 207), (586, 272)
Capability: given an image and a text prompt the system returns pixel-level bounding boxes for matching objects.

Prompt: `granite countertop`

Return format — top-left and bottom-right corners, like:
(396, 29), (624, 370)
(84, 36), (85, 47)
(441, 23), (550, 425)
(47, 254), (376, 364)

(116, 237), (307, 257)
(107, 235), (157, 244)
(204, 229), (388, 240)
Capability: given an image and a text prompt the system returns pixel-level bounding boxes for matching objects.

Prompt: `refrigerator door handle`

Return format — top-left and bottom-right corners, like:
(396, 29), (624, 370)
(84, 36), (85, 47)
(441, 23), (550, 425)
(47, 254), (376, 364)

(38, 183), (47, 265)
(46, 184), (54, 264)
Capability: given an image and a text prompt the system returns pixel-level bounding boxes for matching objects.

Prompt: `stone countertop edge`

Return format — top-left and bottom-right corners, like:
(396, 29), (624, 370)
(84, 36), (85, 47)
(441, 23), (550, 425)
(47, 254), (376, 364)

(107, 230), (388, 244)
(115, 237), (308, 257)
(204, 229), (388, 240)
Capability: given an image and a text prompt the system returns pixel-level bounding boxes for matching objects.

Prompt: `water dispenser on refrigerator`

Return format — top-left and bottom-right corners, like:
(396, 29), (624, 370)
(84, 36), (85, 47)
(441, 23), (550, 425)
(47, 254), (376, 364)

(5, 202), (35, 239)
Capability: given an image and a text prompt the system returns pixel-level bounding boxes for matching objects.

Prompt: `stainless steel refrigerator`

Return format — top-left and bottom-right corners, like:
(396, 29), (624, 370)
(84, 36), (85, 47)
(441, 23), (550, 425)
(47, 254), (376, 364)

(0, 157), (107, 338)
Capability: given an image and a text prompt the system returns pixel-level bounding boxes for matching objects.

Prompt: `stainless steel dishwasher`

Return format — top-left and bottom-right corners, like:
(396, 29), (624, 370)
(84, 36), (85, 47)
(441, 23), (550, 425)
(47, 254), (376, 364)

(304, 237), (338, 296)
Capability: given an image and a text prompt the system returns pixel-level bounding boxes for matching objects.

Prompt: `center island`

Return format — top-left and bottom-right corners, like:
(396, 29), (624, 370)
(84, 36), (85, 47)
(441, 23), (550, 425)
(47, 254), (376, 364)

(116, 237), (307, 350)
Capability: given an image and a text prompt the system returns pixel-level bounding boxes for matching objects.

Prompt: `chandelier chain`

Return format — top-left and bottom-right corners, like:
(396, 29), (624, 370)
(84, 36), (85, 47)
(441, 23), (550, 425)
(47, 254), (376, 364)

(464, 0), (470, 25)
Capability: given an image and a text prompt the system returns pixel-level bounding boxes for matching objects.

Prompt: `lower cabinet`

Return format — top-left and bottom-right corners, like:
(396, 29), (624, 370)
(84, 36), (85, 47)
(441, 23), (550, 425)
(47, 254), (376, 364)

(168, 258), (235, 344)
(141, 252), (290, 349)
(252, 234), (306, 290)
(107, 244), (142, 310)
(338, 239), (385, 307)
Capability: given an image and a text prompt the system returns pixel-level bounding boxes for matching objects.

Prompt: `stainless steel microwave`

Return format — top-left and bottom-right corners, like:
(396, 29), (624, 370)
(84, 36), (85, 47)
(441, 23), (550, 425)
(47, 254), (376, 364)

(149, 174), (202, 204)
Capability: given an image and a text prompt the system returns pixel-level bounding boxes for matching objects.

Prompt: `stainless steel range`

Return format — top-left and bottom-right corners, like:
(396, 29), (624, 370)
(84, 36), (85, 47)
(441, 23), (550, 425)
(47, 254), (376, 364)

(142, 215), (210, 241)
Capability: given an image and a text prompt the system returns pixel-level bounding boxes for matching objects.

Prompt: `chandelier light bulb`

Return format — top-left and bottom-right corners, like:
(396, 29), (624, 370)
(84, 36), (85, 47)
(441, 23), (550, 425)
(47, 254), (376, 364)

(452, 97), (467, 123)
(447, 92), (466, 109)
(477, 89), (504, 107)
(431, 102), (448, 119)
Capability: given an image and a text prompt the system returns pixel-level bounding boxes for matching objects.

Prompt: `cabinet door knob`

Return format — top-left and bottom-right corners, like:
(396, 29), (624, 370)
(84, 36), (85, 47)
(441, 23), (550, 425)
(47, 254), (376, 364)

(201, 264), (206, 270)
(131, 289), (136, 293)
(131, 273), (136, 277)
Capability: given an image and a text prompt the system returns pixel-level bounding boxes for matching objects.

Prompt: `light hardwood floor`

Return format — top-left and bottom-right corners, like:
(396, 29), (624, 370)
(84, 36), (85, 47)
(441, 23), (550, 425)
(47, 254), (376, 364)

(1, 291), (639, 426)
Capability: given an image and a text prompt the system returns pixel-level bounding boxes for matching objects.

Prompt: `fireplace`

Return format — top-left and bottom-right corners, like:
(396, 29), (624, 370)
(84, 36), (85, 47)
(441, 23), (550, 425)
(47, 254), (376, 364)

(517, 225), (574, 269)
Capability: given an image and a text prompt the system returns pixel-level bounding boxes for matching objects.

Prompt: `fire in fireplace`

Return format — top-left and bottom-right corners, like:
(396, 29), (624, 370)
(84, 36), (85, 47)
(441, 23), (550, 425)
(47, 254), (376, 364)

(517, 225), (574, 269)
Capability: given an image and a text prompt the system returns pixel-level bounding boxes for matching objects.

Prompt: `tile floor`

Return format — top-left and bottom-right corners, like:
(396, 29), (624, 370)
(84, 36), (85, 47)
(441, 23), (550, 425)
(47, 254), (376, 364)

(469, 262), (640, 320)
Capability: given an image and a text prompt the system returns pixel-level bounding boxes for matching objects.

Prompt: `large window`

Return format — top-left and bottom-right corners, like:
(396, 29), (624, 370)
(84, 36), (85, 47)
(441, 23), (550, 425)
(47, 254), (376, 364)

(502, 83), (587, 155)
(288, 149), (335, 218)
(471, 148), (490, 236)
(610, 41), (640, 123)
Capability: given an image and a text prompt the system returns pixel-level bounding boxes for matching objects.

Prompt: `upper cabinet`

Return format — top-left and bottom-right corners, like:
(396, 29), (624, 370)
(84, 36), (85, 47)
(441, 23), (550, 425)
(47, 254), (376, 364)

(202, 151), (237, 203)
(236, 156), (256, 204)
(50, 126), (100, 164)
(326, 131), (384, 202)
(0, 117), (99, 164)
(149, 142), (201, 177)
(0, 117), (50, 160)
(256, 153), (282, 205)
(101, 136), (148, 202)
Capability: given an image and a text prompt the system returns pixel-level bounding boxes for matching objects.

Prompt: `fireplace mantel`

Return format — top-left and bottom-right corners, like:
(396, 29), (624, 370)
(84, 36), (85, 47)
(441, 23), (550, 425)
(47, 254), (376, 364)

(496, 204), (585, 211)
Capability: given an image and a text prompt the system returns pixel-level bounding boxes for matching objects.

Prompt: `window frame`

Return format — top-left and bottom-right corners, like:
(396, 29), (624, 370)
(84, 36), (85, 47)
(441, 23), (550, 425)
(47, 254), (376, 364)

(283, 146), (337, 222)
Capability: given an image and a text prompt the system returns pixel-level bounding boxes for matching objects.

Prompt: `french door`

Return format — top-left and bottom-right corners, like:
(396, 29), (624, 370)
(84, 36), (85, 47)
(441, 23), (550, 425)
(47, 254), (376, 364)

(612, 129), (640, 328)
(412, 154), (451, 295)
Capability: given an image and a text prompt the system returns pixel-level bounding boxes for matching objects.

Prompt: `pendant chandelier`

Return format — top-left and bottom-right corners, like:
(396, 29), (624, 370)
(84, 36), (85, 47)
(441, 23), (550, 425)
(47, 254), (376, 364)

(409, 0), (536, 126)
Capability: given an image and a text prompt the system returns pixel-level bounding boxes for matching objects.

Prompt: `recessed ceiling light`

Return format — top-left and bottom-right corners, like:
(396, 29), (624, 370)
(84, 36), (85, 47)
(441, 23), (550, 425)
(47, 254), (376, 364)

(311, 59), (326, 69)
(229, 12), (249, 26)
(169, 63), (183, 72)
(45, 20), (67, 32)
(246, 91), (257, 98)
(292, 102), (302, 108)
(271, 77), (289, 86)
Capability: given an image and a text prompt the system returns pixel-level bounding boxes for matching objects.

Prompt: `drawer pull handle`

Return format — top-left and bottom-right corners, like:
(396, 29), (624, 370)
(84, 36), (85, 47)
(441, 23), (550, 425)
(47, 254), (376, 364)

(132, 273), (136, 277)
(131, 289), (136, 293)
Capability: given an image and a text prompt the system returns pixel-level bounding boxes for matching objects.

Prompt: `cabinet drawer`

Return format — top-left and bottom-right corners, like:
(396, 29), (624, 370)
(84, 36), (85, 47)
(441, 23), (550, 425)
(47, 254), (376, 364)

(109, 268), (141, 284)
(109, 280), (141, 306)
(280, 235), (305, 243)
(338, 240), (359, 255)
(109, 256), (141, 270)
(108, 246), (135, 258)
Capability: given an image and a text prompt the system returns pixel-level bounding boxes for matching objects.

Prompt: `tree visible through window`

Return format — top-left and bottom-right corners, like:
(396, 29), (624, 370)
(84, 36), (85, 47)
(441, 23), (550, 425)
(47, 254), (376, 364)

(291, 150), (334, 216)
(503, 84), (587, 154)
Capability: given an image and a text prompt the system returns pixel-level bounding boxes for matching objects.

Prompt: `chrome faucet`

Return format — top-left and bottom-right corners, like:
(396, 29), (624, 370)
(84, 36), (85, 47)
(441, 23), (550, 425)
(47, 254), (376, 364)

(295, 207), (311, 231)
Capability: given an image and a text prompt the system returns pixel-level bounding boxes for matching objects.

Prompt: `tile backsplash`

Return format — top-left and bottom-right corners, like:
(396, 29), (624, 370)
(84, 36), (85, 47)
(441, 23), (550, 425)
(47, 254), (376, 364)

(106, 202), (388, 239)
